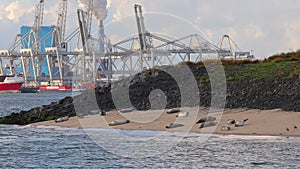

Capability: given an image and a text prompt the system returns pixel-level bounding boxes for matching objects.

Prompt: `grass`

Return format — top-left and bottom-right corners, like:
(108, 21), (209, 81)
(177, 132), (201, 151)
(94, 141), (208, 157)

(225, 61), (300, 82)
(182, 50), (300, 83)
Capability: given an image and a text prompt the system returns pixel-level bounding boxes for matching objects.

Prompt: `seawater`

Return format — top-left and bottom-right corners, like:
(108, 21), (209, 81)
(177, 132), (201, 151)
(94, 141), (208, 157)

(1, 93), (300, 168)
(0, 93), (70, 117)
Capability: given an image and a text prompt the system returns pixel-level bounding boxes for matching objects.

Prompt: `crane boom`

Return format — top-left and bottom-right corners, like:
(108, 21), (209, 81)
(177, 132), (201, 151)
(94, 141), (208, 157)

(56, 0), (68, 44)
(32, 0), (45, 52)
(134, 4), (147, 50)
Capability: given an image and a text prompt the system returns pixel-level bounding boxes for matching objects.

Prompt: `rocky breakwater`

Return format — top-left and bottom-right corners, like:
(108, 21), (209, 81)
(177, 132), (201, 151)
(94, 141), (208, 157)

(0, 96), (76, 125)
(94, 60), (300, 112)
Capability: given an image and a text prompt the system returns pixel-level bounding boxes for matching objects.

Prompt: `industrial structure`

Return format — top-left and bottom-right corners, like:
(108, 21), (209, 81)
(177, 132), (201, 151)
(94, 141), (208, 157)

(0, 1), (254, 90)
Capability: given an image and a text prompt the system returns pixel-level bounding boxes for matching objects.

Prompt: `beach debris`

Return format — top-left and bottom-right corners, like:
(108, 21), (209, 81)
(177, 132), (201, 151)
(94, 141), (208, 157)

(108, 119), (130, 126)
(176, 112), (189, 117)
(234, 118), (248, 127)
(199, 121), (217, 128)
(196, 116), (216, 124)
(286, 128), (290, 131)
(165, 123), (184, 129)
(167, 108), (181, 114)
(294, 125), (298, 129)
(55, 116), (69, 123)
(227, 119), (236, 125)
(119, 107), (135, 113)
(221, 125), (231, 131)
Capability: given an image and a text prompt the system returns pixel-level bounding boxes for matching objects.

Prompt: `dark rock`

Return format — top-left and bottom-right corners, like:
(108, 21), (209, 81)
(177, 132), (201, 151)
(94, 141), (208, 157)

(0, 97), (76, 125)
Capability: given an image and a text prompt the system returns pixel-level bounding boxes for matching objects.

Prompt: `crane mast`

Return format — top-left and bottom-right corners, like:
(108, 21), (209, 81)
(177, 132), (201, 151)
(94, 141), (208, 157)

(85, 0), (93, 38)
(32, 0), (45, 52)
(134, 4), (147, 50)
(77, 0), (93, 54)
(55, 0), (68, 47)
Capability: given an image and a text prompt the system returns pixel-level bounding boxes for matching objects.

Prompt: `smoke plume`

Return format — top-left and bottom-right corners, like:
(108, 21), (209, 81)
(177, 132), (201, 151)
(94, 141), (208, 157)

(77, 0), (108, 28)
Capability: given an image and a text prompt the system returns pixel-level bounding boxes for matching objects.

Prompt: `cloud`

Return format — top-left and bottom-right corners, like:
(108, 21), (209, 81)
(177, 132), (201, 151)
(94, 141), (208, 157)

(245, 24), (264, 39)
(43, 2), (60, 25)
(108, 0), (141, 21)
(283, 21), (300, 51)
(3, 1), (33, 23)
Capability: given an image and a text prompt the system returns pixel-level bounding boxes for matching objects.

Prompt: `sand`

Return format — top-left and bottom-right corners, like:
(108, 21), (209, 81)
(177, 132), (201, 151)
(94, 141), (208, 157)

(31, 107), (300, 137)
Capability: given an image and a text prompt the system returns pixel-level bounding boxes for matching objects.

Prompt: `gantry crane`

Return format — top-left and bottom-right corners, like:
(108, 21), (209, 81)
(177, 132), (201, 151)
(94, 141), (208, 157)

(218, 34), (254, 60)
(30, 0), (45, 52)
(53, 0), (68, 48)
(19, 0), (45, 85)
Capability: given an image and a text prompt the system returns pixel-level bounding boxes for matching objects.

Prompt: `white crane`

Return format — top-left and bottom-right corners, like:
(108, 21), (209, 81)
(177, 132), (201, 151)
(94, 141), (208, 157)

(53, 0), (68, 48)
(30, 0), (45, 52)
(218, 34), (254, 60)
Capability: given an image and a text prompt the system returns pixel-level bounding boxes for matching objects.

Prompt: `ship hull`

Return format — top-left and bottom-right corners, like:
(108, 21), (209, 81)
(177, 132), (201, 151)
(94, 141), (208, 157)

(0, 82), (23, 93)
(39, 86), (72, 92)
(19, 87), (40, 93)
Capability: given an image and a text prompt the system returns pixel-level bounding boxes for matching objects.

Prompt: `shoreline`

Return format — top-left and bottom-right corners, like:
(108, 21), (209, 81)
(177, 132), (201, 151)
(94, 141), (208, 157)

(31, 107), (300, 137)
(31, 124), (297, 140)
(30, 122), (300, 138)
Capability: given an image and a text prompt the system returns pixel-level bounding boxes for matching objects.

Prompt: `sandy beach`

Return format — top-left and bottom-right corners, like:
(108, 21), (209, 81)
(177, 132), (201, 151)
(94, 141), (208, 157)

(31, 107), (300, 137)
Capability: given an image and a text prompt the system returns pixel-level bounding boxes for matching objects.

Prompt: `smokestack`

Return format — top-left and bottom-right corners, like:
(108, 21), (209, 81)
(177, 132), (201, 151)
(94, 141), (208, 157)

(78, 0), (108, 26)
(98, 20), (104, 53)
(98, 20), (107, 69)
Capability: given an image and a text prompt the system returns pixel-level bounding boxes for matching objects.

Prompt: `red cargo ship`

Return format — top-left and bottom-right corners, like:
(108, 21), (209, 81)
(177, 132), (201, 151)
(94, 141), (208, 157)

(0, 75), (24, 93)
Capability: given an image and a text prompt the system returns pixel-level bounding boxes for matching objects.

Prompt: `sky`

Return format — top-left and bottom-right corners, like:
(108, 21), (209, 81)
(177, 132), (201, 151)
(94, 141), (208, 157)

(0, 0), (300, 59)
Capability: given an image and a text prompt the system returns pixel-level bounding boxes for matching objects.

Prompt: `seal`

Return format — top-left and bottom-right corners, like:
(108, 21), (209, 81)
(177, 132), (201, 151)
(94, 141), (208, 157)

(165, 123), (184, 129)
(119, 107), (135, 113)
(99, 109), (106, 116)
(167, 108), (181, 114)
(108, 119), (130, 126)
(221, 125), (231, 131)
(176, 112), (189, 117)
(55, 116), (69, 123)
(235, 118), (248, 127)
(199, 121), (217, 128)
(196, 116), (216, 124)
(89, 109), (106, 116)
(227, 119), (236, 125)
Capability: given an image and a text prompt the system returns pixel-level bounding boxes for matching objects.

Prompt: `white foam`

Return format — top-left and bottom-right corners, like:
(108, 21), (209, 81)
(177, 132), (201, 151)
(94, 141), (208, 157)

(217, 134), (282, 140)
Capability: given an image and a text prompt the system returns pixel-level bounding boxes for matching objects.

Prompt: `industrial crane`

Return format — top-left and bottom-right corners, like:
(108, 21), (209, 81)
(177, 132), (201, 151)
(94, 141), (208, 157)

(218, 34), (254, 60)
(30, 0), (45, 53)
(134, 4), (151, 50)
(53, 0), (68, 49)
(77, 0), (93, 55)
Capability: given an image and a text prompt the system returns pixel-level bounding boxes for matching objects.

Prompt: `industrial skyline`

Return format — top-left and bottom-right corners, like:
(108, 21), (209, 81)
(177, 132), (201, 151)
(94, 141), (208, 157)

(0, 0), (300, 59)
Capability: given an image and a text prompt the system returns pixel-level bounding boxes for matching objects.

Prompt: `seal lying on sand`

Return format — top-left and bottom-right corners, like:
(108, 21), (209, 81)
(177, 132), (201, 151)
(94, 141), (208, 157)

(199, 121), (217, 128)
(167, 108), (181, 114)
(235, 119), (248, 127)
(119, 107), (135, 113)
(108, 119), (130, 126)
(165, 123), (184, 129)
(176, 112), (189, 117)
(196, 116), (216, 124)
(89, 110), (106, 116)
(227, 119), (236, 125)
(55, 116), (69, 123)
(221, 125), (231, 131)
